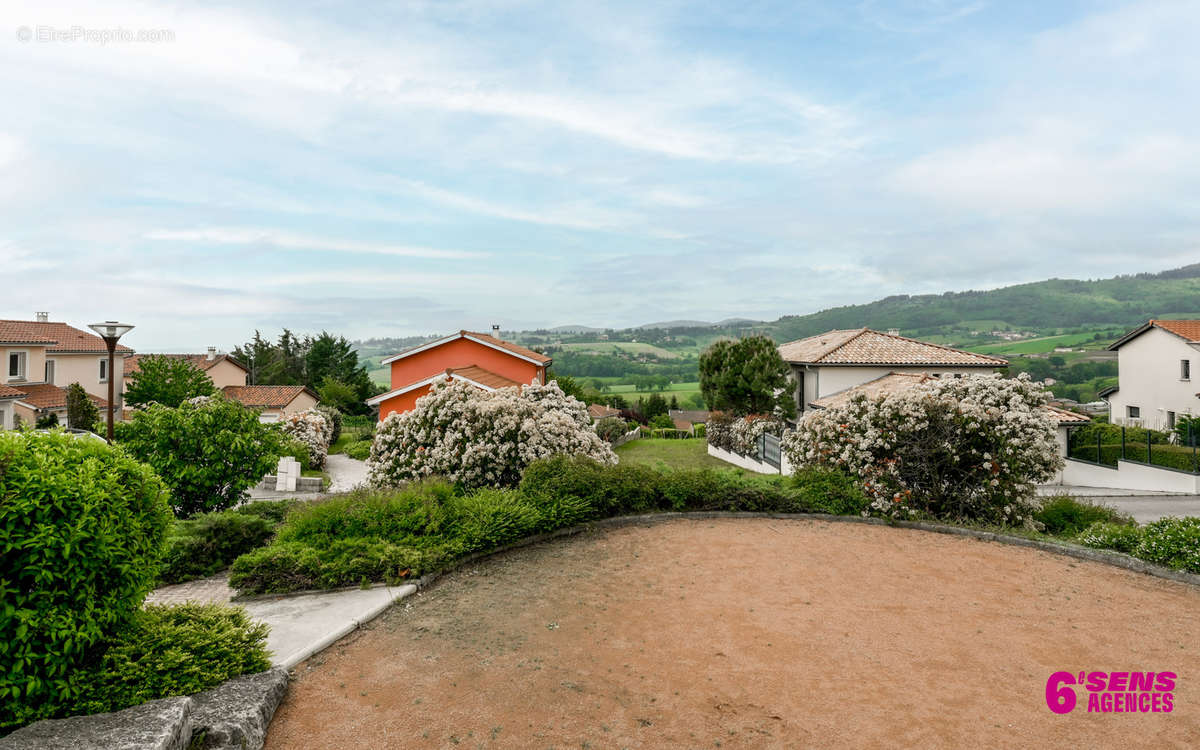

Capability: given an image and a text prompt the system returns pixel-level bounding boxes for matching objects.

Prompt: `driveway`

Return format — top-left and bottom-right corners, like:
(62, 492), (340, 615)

(325, 453), (368, 493)
(1040, 485), (1200, 523)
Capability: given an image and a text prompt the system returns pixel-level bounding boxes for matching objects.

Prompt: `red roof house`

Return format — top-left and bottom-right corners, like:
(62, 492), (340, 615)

(366, 330), (551, 421)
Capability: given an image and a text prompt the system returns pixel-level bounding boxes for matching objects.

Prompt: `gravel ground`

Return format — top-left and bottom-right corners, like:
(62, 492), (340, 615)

(266, 518), (1200, 749)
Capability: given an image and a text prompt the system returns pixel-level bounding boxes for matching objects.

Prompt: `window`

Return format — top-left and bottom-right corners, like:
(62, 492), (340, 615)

(99, 358), (108, 383)
(1128, 405), (1141, 420)
(0, 408), (6, 430)
(1183, 360), (1191, 381)
(44, 360), (55, 385)
(7, 352), (26, 380)
(1168, 411), (1177, 430)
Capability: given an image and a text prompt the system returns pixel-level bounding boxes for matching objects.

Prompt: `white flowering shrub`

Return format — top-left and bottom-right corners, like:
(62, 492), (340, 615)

(782, 373), (1062, 524)
(280, 408), (332, 470)
(705, 412), (735, 451)
(729, 415), (783, 457)
(368, 378), (618, 489)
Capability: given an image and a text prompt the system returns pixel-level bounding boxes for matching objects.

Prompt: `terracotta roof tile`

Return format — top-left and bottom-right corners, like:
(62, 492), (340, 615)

(587, 403), (621, 419)
(222, 385), (316, 409)
(462, 331), (553, 365)
(1044, 404), (1092, 424)
(125, 353), (246, 376)
(1150, 320), (1200, 343)
(15, 383), (107, 410)
(0, 385), (27, 399)
(0, 320), (133, 353)
(779, 328), (1007, 367)
(448, 365), (522, 389)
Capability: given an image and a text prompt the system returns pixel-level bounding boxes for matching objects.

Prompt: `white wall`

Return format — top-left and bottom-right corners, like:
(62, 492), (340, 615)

(1056, 458), (1200, 493)
(1108, 327), (1200, 431)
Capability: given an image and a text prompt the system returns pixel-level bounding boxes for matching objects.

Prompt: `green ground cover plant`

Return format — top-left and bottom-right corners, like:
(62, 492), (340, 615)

(159, 503), (292, 584)
(1033, 496), (1132, 536)
(68, 604), (270, 717)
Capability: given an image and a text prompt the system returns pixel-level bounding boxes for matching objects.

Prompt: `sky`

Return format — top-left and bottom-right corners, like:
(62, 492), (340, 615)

(1, 0), (1198, 351)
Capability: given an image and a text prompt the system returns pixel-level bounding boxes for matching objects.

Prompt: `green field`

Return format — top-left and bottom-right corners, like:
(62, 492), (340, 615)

(558, 341), (681, 359)
(602, 381), (704, 407)
(615, 438), (729, 470)
(966, 332), (1109, 355)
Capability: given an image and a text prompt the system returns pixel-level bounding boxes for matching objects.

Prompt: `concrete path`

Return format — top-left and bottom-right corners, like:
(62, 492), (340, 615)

(240, 584), (416, 668)
(325, 453), (368, 493)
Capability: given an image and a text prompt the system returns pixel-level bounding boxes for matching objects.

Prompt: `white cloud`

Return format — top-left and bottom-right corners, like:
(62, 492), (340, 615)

(143, 227), (485, 260)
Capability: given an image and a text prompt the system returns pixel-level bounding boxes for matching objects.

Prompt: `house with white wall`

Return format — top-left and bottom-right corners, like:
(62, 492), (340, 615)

(0, 314), (132, 429)
(124, 349), (249, 391)
(1102, 320), (1200, 432)
(777, 328), (1009, 415)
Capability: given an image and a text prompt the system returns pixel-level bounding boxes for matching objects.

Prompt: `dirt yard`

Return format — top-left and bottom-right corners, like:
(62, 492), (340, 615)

(266, 518), (1200, 748)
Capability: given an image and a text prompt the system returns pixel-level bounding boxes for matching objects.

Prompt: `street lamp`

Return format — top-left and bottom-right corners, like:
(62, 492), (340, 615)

(88, 321), (134, 443)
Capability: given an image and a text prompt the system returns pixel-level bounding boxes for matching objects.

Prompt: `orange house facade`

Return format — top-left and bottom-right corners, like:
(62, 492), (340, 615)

(367, 330), (551, 421)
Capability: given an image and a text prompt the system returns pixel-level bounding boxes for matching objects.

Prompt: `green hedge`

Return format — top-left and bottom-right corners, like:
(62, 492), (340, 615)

(0, 431), (172, 731)
(159, 510), (279, 585)
(1034, 496), (1132, 537)
(69, 604), (270, 717)
(1069, 443), (1200, 473)
(232, 459), (819, 595)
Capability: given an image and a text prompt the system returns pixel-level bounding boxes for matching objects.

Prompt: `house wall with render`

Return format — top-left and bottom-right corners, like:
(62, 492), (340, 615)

(1107, 326), (1200, 431)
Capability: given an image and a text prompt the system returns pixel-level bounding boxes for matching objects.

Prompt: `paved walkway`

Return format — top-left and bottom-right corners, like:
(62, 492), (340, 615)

(325, 453), (368, 492)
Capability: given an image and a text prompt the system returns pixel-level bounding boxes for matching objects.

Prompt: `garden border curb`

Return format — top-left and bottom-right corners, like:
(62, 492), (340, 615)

(409, 511), (1200, 591)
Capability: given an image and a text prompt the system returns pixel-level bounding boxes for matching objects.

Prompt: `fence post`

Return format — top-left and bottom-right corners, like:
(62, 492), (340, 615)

(1147, 429), (1152, 465)
(1097, 431), (1102, 464)
(1120, 427), (1125, 463)
(1192, 422), (1197, 473)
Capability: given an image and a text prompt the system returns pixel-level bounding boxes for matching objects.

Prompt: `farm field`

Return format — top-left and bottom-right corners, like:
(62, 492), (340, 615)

(966, 331), (1110, 355)
(557, 341), (682, 359)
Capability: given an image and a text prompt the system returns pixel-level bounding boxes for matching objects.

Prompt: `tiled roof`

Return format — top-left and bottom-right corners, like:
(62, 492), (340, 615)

(1044, 404), (1092, 424)
(779, 328), (1007, 367)
(810, 372), (937, 409)
(808, 372), (1088, 424)
(461, 331), (553, 365)
(126, 353), (246, 376)
(668, 409), (710, 423)
(1151, 320), (1200, 342)
(222, 385), (316, 409)
(0, 385), (27, 399)
(587, 403), (621, 419)
(0, 320), (133, 353)
(15, 383), (107, 410)
(448, 365), (522, 389)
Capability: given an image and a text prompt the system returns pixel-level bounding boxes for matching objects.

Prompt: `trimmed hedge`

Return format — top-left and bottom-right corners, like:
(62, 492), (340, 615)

(791, 467), (871, 516)
(0, 431), (172, 731)
(1069, 443), (1200, 473)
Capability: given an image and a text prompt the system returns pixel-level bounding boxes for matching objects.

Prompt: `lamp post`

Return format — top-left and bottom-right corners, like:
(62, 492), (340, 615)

(88, 321), (134, 443)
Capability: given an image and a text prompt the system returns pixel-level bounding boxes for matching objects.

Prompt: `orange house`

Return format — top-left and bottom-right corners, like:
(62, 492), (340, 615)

(366, 330), (552, 421)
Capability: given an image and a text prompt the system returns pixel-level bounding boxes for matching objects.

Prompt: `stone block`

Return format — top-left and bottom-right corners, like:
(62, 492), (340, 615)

(0, 696), (192, 750)
(189, 668), (289, 750)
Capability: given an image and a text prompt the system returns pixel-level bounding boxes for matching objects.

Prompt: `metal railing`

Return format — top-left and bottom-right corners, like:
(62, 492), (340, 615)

(1068, 424), (1200, 474)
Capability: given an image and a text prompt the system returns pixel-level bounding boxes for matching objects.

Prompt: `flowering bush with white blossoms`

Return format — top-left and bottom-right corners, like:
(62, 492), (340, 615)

(728, 414), (784, 457)
(279, 408), (332, 469)
(782, 373), (1062, 524)
(368, 378), (618, 489)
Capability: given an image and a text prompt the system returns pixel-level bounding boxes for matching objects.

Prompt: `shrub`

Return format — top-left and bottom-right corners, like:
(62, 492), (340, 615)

(276, 435), (313, 471)
(124, 355), (216, 408)
(705, 411), (735, 452)
(343, 439), (372, 461)
(279, 409), (332, 470)
(0, 431), (172, 731)
(1034, 496), (1131, 537)
(728, 414), (783, 456)
(520, 455), (664, 516)
(792, 467), (871, 516)
(69, 604), (270, 717)
(594, 416), (627, 443)
(648, 414), (675, 430)
(34, 413), (59, 429)
(1076, 522), (1144, 555)
(159, 511), (277, 585)
(315, 405), (343, 445)
(232, 499), (296, 525)
(231, 538), (452, 594)
(784, 373), (1062, 525)
(1133, 517), (1200, 572)
(368, 378), (616, 489)
(114, 395), (283, 517)
(446, 489), (543, 553)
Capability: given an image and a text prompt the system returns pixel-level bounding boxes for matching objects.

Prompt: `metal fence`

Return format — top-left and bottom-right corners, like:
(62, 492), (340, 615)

(759, 432), (782, 470)
(1068, 424), (1200, 474)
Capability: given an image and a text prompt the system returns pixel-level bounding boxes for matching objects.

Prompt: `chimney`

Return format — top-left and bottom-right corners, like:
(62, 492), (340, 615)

(206, 346), (217, 361)
(35, 312), (48, 322)
(492, 324), (501, 339)
(887, 328), (900, 336)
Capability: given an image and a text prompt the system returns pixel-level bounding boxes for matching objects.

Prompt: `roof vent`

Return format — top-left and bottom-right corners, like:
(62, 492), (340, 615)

(35, 312), (48, 322)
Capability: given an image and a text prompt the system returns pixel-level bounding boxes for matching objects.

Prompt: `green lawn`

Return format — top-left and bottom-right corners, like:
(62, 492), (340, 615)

(615, 438), (730, 470)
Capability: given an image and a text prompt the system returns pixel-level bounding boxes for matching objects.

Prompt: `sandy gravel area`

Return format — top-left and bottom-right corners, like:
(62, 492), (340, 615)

(266, 518), (1200, 748)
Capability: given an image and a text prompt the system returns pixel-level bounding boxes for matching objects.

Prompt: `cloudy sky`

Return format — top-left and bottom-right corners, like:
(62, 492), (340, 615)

(2, 0), (1198, 350)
